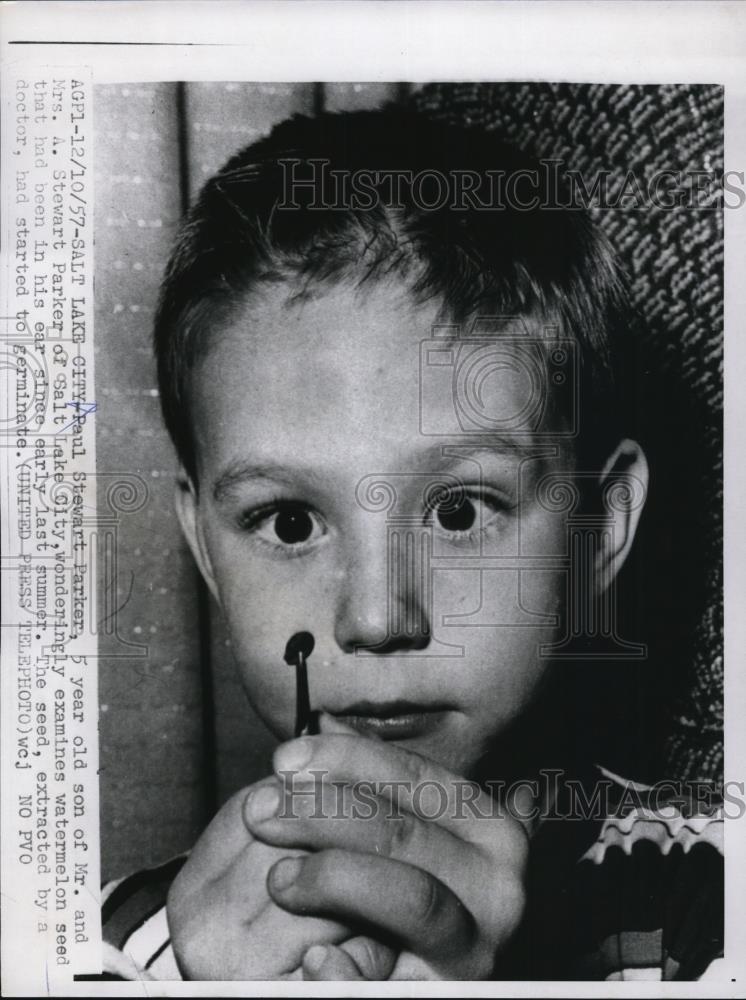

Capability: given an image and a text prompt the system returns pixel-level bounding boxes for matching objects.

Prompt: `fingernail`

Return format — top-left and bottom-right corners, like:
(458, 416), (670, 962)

(271, 856), (303, 891)
(274, 738), (313, 774)
(246, 785), (280, 823)
(304, 944), (327, 974)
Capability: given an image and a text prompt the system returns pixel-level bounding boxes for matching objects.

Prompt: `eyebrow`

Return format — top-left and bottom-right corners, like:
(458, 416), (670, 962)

(213, 439), (543, 503)
(212, 461), (328, 503)
(425, 438), (540, 465)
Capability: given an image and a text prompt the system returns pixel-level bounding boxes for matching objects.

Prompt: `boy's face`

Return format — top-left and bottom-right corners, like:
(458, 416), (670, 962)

(180, 280), (578, 778)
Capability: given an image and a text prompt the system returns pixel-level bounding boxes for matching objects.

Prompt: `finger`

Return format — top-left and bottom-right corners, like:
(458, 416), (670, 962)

(268, 849), (478, 973)
(246, 774), (473, 886)
(232, 881), (351, 975)
(272, 731), (498, 840)
(247, 779), (502, 932)
(303, 944), (364, 981)
(171, 775), (283, 923)
(245, 771), (523, 941)
(271, 732), (526, 860)
(185, 774), (279, 872)
(340, 936), (398, 980)
(303, 937), (397, 980)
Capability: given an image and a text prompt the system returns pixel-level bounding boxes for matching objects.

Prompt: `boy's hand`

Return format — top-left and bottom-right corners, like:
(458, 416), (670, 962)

(167, 776), (396, 980)
(244, 715), (529, 980)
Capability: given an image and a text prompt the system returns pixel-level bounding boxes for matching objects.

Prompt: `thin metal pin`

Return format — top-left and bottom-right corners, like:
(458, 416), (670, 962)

(284, 631), (316, 736)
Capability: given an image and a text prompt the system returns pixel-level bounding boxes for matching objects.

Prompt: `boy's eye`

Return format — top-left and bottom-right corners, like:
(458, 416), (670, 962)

(274, 507), (314, 544)
(426, 487), (511, 541)
(239, 502), (325, 549)
(433, 496), (477, 533)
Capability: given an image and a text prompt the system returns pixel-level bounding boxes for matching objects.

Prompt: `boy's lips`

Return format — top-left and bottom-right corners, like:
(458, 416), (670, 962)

(328, 700), (454, 740)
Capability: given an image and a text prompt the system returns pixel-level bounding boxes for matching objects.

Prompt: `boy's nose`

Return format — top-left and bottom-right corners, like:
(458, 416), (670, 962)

(333, 521), (431, 654)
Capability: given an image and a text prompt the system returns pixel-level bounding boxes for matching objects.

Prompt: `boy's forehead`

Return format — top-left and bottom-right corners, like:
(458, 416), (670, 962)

(195, 280), (429, 400)
(198, 280), (553, 384)
(190, 279), (562, 477)
(243, 279), (438, 359)
(190, 282), (433, 463)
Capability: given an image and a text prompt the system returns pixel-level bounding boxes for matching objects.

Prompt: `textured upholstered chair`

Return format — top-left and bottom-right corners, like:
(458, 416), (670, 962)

(412, 83), (722, 783)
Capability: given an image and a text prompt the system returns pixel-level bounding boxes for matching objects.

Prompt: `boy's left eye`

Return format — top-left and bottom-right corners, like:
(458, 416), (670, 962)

(433, 496), (478, 532)
(426, 489), (509, 539)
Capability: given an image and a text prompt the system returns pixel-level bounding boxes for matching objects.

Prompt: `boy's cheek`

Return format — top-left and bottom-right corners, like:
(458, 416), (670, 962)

(217, 593), (303, 738)
(514, 567), (566, 620)
(518, 498), (572, 556)
(237, 653), (298, 740)
(432, 563), (564, 633)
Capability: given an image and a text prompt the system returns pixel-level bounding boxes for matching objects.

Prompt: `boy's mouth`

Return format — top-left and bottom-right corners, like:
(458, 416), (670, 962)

(329, 700), (453, 740)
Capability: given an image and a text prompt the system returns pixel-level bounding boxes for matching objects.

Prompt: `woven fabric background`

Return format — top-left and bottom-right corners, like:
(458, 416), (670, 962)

(412, 83), (723, 782)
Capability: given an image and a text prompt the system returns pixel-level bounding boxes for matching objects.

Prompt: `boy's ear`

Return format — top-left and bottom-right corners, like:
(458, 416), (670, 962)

(594, 438), (649, 596)
(174, 469), (220, 603)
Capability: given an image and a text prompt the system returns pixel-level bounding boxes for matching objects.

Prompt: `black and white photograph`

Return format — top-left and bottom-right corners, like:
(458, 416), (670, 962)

(1, 2), (744, 994)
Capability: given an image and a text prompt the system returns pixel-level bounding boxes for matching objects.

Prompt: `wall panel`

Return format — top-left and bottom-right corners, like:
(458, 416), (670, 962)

(95, 83), (207, 880)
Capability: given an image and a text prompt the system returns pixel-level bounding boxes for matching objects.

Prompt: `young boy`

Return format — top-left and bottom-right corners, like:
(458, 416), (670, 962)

(99, 109), (723, 981)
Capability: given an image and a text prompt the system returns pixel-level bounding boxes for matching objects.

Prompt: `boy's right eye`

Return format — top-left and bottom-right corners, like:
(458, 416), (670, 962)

(238, 501), (325, 551)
